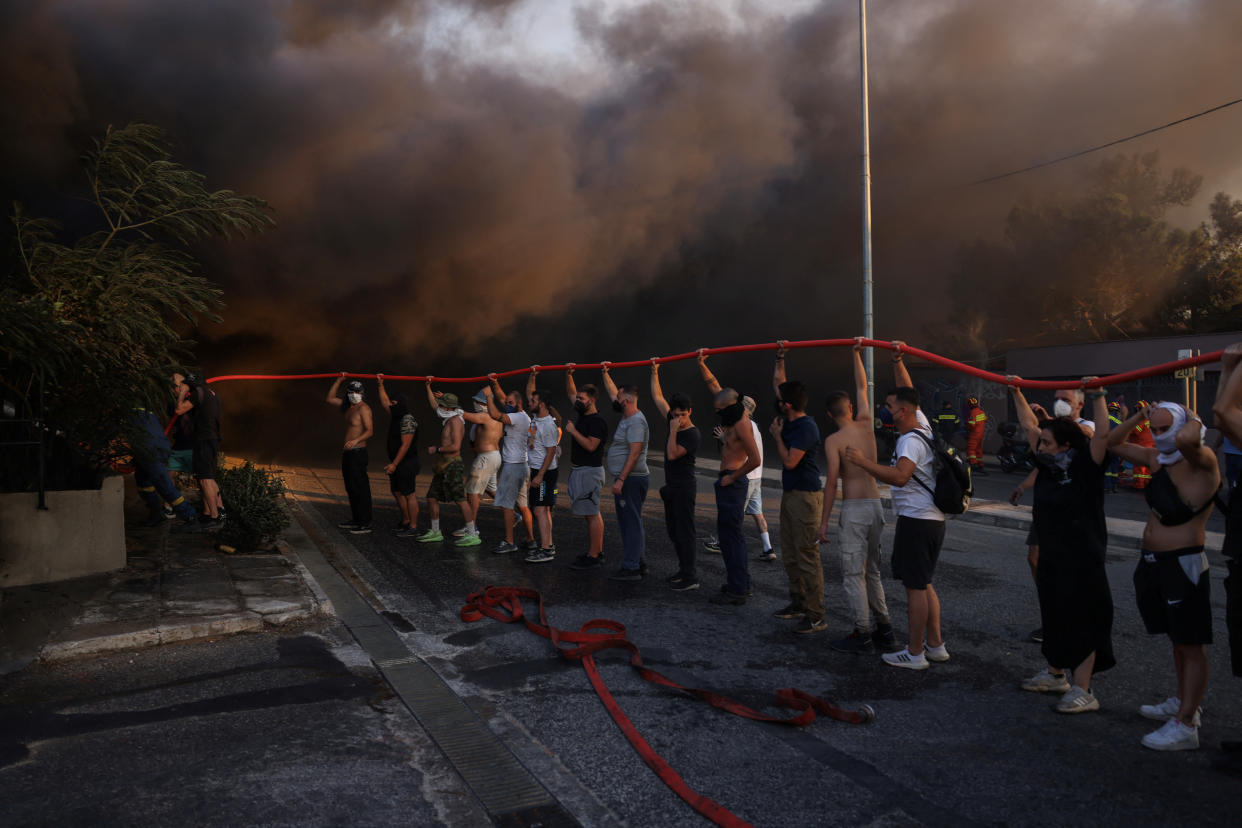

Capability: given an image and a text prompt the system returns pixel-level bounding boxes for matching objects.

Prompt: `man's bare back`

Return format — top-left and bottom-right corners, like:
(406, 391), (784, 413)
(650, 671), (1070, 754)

(827, 421), (880, 501)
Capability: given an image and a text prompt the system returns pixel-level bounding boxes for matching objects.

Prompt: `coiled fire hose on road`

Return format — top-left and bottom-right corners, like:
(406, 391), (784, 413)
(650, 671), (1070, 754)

(205, 337), (1225, 389)
(208, 339), (1226, 826)
(461, 586), (874, 828)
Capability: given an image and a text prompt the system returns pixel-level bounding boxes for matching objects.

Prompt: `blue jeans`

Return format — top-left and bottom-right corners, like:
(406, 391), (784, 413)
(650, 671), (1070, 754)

(135, 459), (196, 521)
(715, 473), (749, 594)
(614, 475), (649, 570)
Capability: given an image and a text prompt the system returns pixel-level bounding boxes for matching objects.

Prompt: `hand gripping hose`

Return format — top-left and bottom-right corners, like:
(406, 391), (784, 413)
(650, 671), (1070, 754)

(461, 585), (875, 828)
(206, 337), (1223, 390)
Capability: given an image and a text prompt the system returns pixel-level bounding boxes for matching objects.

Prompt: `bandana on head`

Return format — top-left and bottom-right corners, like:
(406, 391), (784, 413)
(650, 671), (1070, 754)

(1153, 401), (1205, 466)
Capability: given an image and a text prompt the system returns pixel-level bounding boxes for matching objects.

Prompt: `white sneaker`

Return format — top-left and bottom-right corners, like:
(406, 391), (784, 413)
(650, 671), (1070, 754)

(881, 648), (929, 670)
(1053, 685), (1099, 714)
(1141, 717), (1200, 751)
(1138, 696), (1202, 725)
(1022, 669), (1071, 694)
(924, 642), (949, 663)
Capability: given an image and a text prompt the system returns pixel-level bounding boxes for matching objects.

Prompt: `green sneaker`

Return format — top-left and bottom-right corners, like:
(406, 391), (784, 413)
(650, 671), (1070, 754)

(417, 529), (444, 543)
(454, 532), (482, 547)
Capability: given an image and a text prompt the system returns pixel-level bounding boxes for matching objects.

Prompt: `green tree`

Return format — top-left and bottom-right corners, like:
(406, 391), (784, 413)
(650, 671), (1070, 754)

(1151, 192), (1242, 332)
(1, 123), (273, 489)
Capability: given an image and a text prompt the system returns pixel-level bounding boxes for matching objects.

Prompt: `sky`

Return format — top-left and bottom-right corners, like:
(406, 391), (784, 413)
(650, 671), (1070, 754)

(3, 0), (1242, 458)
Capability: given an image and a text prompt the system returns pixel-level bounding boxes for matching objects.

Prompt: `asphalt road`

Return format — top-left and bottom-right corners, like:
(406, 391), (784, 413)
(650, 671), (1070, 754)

(275, 458), (1241, 827)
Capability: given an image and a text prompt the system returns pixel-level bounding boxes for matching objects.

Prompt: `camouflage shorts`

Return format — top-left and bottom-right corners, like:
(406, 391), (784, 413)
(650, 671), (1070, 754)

(427, 455), (466, 503)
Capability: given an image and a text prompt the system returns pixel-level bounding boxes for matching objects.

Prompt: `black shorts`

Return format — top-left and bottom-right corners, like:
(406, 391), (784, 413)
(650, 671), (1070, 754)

(192, 440), (219, 480)
(1025, 524), (1039, 547)
(1133, 548), (1213, 646)
(892, 516), (946, 589)
(389, 459), (418, 496)
(529, 467), (558, 508)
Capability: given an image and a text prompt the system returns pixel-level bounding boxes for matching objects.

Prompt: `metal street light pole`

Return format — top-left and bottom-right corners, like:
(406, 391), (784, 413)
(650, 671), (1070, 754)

(859, 0), (875, 409)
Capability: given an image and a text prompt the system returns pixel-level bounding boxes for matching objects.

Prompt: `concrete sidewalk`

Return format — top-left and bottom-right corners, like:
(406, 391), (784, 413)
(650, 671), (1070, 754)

(0, 498), (324, 674)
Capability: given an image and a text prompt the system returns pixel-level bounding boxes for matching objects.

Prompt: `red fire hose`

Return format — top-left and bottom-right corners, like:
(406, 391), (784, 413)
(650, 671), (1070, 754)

(205, 337), (1223, 390)
(461, 585), (874, 828)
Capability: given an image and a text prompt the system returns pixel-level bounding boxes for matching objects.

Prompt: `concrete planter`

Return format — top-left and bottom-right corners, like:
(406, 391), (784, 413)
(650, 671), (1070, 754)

(0, 475), (126, 588)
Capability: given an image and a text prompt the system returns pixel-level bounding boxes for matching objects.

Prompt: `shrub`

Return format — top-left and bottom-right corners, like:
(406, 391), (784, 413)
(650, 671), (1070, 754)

(217, 461), (289, 553)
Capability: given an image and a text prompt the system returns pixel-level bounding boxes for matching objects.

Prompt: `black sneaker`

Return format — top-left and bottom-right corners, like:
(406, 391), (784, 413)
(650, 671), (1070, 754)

(518, 539), (537, 552)
(669, 575), (700, 592)
(392, 522), (411, 534)
(608, 567), (643, 582)
(570, 554), (604, 570)
(872, 623), (899, 652)
(758, 549), (777, 561)
(795, 617), (829, 635)
(703, 538), (721, 552)
(832, 630), (876, 654)
(349, 524), (372, 534)
(708, 589), (746, 605)
(1029, 627), (1044, 644)
(773, 603), (807, 620)
(337, 520), (359, 529)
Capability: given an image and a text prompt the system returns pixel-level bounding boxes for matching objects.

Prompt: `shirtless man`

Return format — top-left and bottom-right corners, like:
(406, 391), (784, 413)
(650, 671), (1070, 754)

(818, 339), (896, 653)
(708, 387), (762, 605)
(1110, 400), (1219, 751)
(698, 350), (775, 560)
(327, 374), (374, 534)
(420, 382), (478, 546)
(461, 388), (504, 536)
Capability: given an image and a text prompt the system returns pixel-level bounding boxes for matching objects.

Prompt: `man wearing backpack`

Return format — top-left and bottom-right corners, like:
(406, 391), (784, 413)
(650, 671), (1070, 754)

(846, 381), (949, 670)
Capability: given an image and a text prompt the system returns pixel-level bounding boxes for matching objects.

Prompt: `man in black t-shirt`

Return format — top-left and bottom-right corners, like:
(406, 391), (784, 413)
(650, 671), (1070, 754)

(652, 362), (701, 590)
(565, 365), (610, 569)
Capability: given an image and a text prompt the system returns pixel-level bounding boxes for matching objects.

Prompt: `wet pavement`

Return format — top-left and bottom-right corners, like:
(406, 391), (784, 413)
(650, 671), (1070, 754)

(276, 455), (1242, 826)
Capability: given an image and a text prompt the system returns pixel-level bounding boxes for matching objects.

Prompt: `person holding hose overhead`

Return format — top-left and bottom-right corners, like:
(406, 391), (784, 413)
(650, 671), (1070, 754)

(1109, 397), (1219, 751)
(1006, 376), (1115, 714)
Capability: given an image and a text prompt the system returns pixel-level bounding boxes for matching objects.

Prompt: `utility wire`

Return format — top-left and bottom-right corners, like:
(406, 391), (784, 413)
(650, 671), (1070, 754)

(972, 95), (1242, 185)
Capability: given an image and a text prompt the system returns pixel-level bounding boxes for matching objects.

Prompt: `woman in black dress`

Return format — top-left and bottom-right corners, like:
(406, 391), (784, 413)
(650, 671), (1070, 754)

(1008, 377), (1114, 714)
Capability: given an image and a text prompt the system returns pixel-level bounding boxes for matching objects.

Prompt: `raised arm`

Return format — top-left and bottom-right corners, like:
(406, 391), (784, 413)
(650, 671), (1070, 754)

(650, 360), (670, 419)
(1084, 379), (1109, 465)
(526, 366), (538, 408)
(1175, 409), (1217, 472)
(1213, 343), (1242, 446)
(424, 379), (440, 412)
(1006, 376), (1041, 450)
(601, 363), (619, 403)
(698, 349), (723, 395)
(1107, 405), (1157, 466)
(327, 373), (345, 406)
(891, 341), (914, 387)
(377, 374), (392, 409)
(852, 338), (870, 421)
(488, 372), (506, 403)
(772, 342), (787, 398)
(565, 363), (578, 400)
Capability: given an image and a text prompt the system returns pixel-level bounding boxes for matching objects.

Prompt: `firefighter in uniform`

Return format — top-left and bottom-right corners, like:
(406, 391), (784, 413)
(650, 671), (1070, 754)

(1104, 401), (1123, 492)
(936, 400), (961, 444)
(1126, 400), (1154, 489)
(965, 396), (988, 474)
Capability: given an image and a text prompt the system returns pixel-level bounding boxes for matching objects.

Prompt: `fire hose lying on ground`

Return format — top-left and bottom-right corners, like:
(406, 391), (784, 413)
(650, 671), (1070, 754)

(206, 338), (1225, 827)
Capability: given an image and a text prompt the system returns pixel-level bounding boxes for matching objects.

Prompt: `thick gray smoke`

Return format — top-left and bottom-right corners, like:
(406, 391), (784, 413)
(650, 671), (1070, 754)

(4, 0), (1241, 459)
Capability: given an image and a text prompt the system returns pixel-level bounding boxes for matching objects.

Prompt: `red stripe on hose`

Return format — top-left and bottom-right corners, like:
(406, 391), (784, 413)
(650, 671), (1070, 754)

(460, 586), (871, 827)
(205, 339), (1223, 390)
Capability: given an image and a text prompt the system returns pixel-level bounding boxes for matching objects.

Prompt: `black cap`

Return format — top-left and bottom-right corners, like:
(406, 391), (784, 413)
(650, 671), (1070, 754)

(345, 380), (363, 393)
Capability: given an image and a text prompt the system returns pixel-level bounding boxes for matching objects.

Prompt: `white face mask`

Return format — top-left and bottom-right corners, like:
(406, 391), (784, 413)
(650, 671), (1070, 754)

(347, 393), (362, 405)
(473, 403), (488, 413)
(437, 407), (460, 420)
(1052, 399), (1073, 419)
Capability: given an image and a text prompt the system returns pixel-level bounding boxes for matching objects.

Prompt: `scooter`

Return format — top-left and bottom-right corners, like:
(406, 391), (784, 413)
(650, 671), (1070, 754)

(996, 422), (1034, 474)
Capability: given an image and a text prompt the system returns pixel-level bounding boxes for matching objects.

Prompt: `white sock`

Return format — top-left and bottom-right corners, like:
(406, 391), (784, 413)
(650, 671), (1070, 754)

(431, 519), (440, 532)
(466, 521), (477, 534)
(760, 531), (771, 551)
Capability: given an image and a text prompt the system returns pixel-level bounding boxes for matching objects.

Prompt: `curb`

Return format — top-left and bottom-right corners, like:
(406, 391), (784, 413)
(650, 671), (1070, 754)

(41, 612), (265, 662)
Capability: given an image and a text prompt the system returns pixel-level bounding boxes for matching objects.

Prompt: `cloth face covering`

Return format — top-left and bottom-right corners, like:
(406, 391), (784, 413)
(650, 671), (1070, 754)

(347, 392), (362, 405)
(1153, 401), (1205, 466)
(1052, 399), (1073, 418)
(438, 407), (463, 421)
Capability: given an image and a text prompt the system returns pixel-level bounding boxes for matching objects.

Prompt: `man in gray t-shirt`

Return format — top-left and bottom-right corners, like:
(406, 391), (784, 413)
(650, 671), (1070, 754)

(601, 366), (650, 580)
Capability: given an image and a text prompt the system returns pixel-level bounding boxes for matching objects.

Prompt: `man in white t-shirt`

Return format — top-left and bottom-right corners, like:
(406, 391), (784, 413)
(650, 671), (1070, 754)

(846, 384), (949, 671)
(524, 388), (561, 563)
(486, 376), (536, 554)
(697, 351), (775, 559)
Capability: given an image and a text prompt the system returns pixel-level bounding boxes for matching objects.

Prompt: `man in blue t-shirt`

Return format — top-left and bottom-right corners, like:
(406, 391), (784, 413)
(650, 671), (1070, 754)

(769, 366), (827, 635)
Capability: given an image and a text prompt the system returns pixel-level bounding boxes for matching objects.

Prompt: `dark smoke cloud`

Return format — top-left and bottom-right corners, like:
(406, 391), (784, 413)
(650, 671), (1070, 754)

(4, 0), (1242, 461)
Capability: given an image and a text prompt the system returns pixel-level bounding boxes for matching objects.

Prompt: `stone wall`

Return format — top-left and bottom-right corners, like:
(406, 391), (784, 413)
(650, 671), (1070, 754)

(0, 475), (126, 587)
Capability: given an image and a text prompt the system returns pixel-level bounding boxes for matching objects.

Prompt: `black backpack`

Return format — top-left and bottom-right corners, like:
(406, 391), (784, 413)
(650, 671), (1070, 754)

(908, 430), (972, 515)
